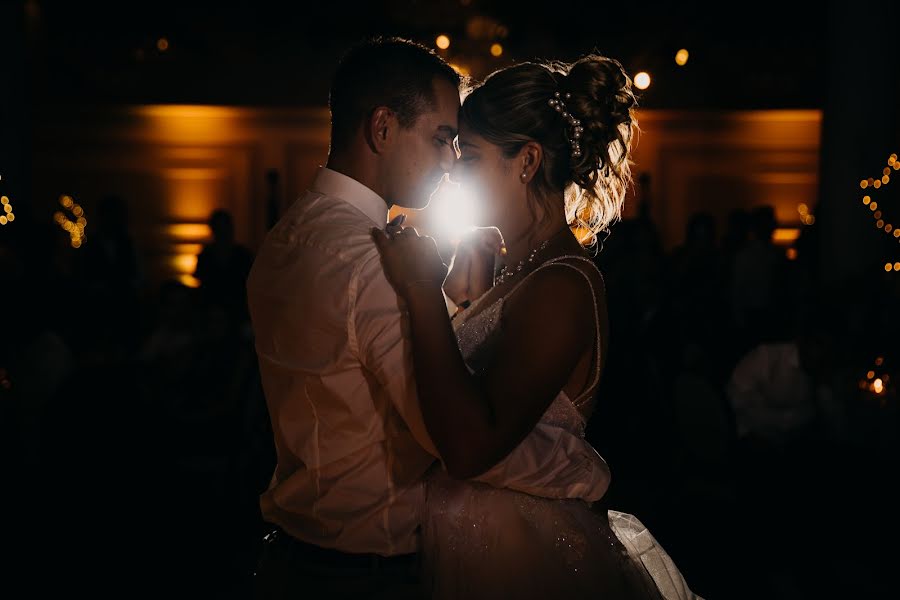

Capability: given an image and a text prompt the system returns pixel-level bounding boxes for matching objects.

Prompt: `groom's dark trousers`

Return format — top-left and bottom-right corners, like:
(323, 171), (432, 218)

(253, 526), (425, 599)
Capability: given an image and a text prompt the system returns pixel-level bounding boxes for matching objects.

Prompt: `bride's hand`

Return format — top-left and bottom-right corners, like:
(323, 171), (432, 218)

(371, 226), (449, 299)
(443, 227), (506, 305)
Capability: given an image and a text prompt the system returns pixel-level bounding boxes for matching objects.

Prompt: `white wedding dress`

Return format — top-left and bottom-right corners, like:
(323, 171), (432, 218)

(421, 256), (702, 600)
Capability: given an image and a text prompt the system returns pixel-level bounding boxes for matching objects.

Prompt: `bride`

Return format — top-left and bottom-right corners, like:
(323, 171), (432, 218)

(372, 55), (701, 599)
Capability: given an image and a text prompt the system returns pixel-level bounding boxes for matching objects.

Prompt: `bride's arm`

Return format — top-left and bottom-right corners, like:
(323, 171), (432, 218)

(472, 422), (611, 501)
(402, 265), (594, 479)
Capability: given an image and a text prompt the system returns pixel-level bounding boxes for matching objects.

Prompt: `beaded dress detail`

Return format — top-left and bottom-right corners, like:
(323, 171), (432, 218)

(421, 256), (701, 600)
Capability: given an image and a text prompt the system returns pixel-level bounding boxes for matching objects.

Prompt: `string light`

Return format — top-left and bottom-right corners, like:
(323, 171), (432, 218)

(675, 49), (689, 66)
(861, 153), (900, 270)
(55, 194), (87, 248)
(436, 35), (450, 50)
(797, 203), (815, 226)
(859, 356), (893, 400)
(0, 195), (13, 226)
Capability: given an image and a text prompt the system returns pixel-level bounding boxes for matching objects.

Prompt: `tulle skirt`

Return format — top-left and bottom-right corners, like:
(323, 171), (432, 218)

(421, 471), (701, 600)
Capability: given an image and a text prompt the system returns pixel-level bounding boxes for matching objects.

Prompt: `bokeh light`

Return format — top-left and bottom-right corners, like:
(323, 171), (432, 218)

(634, 72), (651, 90)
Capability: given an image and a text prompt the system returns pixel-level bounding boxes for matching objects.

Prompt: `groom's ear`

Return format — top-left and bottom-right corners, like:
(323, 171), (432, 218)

(365, 106), (395, 155)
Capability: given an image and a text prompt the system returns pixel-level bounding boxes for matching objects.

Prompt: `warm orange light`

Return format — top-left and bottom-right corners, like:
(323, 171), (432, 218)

(490, 43), (503, 57)
(5, 213), (12, 222)
(874, 180), (882, 188)
(436, 35), (451, 50)
(157, 38), (169, 52)
(868, 370), (876, 379)
(873, 378), (884, 394)
(165, 223), (211, 241)
(773, 228), (801, 243)
(876, 357), (884, 366)
(634, 72), (651, 90)
(0, 196), (7, 205)
(797, 203), (809, 214)
(675, 49), (689, 66)
(895, 262), (900, 271)
(448, 62), (470, 77)
(786, 248), (798, 260)
(140, 105), (242, 145)
(171, 243), (204, 256)
(861, 180), (869, 189)
(178, 274), (201, 289)
(0, 216), (7, 226)
(870, 202), (878, 211)
(883, 175), (891, 184)
(877, 220), (885, 229)
(863, 195), (871, 205)
(171, 254), (198, 274)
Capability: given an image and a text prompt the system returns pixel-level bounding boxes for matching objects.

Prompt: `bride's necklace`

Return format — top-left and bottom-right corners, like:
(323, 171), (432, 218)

(494, 226), (569, 287)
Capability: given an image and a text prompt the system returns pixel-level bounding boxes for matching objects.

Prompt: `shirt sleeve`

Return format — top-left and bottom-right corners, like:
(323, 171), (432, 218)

(352, 250), (440, 458)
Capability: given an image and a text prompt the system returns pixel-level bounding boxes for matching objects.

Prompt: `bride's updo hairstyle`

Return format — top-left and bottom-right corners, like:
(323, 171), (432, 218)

(460, 55), (637, 247)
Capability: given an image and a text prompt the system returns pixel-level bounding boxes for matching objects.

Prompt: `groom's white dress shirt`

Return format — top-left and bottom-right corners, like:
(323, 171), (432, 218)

(248, 167), (608, 556)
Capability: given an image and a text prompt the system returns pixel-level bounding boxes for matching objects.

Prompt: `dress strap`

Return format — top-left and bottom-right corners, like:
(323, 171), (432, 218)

(503, 255), (605, 408)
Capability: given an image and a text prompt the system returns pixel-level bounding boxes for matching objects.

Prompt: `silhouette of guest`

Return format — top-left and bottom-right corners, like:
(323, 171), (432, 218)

(194, 210), (253, 323)
(730, 205), (788, 338)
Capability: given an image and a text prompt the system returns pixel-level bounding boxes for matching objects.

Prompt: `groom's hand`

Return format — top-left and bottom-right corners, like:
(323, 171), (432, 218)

(371, 225), (448, 300)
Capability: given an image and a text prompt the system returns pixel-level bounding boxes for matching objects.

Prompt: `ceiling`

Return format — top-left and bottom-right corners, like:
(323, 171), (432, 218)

(20, 0), (833, 108)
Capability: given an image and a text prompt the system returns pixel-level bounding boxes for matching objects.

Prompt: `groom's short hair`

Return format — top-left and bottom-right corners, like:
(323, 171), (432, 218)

(329, 37), (461, 153)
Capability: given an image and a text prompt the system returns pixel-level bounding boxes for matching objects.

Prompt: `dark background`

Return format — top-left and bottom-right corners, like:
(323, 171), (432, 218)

(2, 1), (899, 598)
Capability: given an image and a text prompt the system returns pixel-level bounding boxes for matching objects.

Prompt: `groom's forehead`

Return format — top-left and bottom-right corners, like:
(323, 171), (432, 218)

(431, 78), (462, 115)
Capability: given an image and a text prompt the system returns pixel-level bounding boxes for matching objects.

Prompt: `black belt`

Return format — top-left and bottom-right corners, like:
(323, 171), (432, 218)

(262, 527), (417, 572)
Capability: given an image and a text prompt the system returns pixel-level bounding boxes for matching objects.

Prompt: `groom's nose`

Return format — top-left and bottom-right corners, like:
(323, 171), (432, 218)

(448, 159), (463, 184)
(438, 143), (457, 174)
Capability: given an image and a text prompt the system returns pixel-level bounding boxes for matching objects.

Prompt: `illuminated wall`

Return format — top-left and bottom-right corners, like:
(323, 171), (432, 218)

(628, 110), (821, 248)
(32, 105), (330, 286)
(31, 107), (820, 286)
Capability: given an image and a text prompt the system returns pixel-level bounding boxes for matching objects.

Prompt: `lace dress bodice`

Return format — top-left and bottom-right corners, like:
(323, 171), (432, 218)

(451, 255), (604, 435)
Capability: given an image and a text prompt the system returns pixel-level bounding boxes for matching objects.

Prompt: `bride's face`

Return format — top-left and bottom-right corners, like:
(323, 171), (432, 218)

(451, 122), (524, 231)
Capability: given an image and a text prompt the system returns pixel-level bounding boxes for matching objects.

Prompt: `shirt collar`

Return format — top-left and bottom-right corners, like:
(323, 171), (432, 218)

(310, 167), (389, 227)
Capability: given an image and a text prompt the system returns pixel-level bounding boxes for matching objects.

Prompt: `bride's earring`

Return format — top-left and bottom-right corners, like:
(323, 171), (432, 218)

(520, 171), (527, 182)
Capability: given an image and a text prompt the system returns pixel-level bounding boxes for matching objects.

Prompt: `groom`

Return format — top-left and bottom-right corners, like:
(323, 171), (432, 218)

(248, 38), (608, 599)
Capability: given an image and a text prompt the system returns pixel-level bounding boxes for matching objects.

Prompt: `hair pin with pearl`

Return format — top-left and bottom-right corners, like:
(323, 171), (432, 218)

(547, 91), (584, 158)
